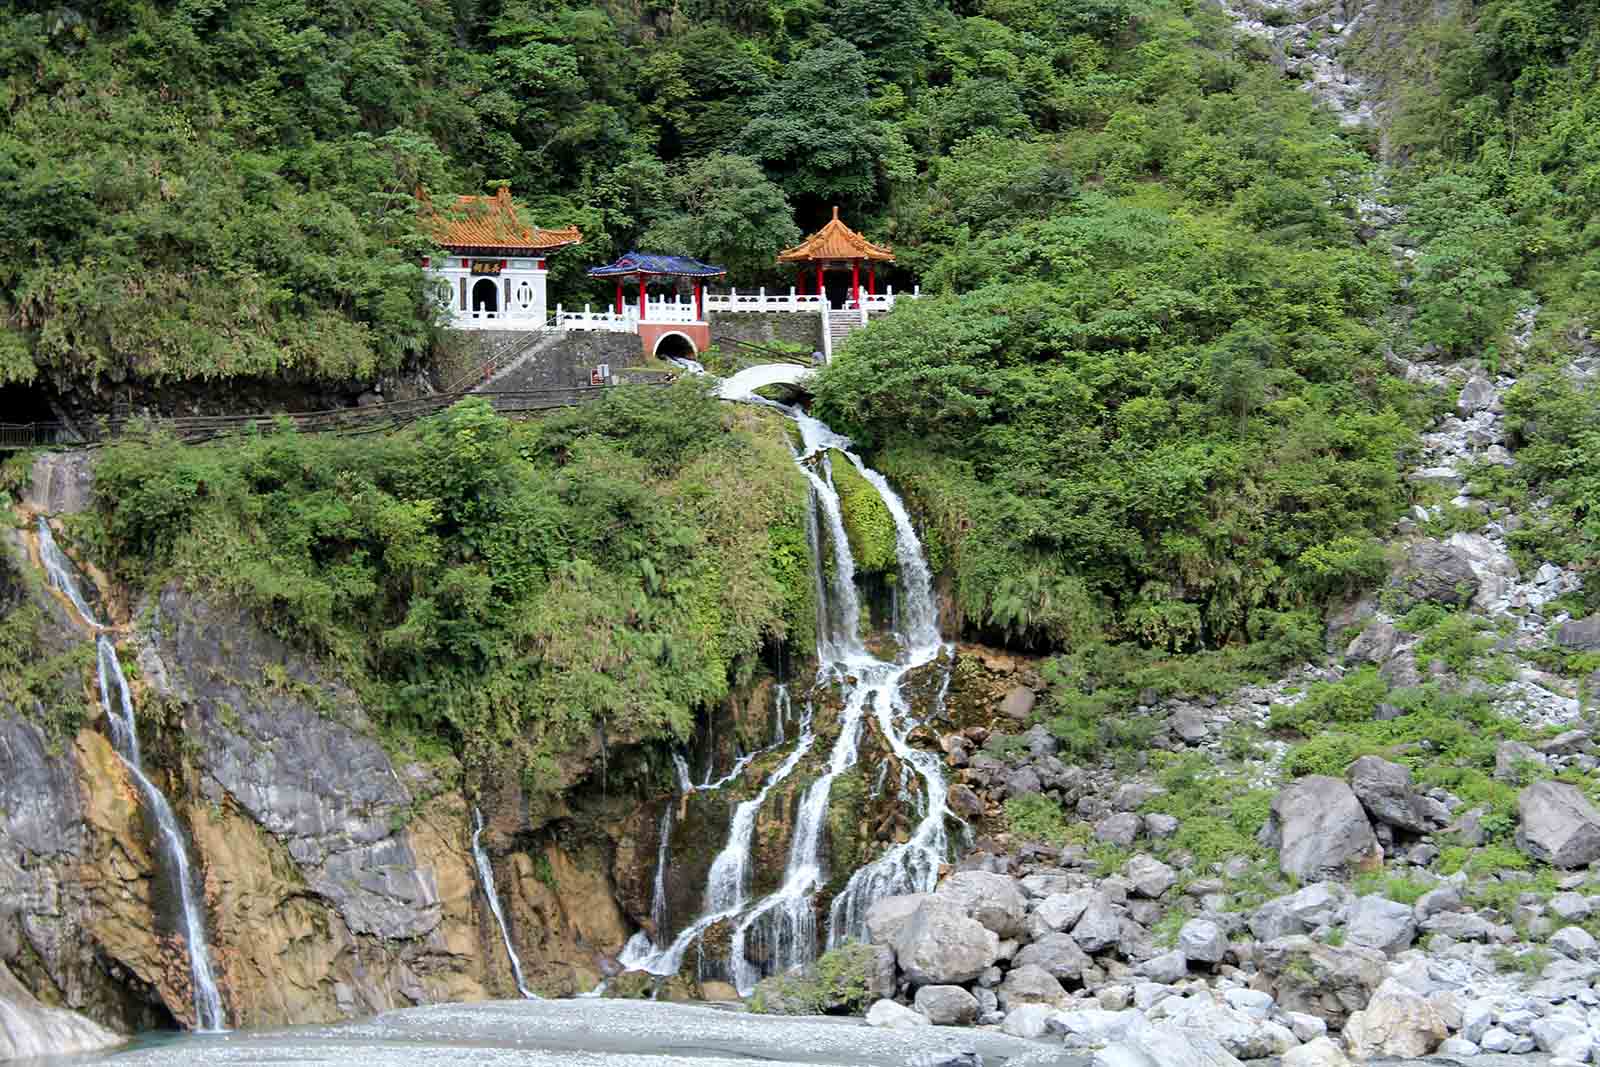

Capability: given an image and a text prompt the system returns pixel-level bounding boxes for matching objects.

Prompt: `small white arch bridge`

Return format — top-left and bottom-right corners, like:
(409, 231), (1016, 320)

(716, 362), (816, 401)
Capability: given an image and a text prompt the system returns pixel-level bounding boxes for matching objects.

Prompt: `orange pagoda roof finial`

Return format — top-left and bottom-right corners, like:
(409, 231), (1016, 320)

(777, 208), (893, 264)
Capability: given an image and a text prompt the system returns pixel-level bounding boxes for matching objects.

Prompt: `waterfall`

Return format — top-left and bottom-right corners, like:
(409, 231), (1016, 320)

(649, 804), (674, 939)
(39, 511), (230, 1030)
(671, 752), (694, 794)
(35, 519), (226, 1030)
(470, 808), (535, 999)
(96, 638), (226, 1032)
(625, 702), (816, 978)
(613, 395), (955, 996)
(36, 517), (102, 627)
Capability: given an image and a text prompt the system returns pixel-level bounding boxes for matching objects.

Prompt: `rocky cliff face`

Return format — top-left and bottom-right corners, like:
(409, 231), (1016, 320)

(0, 487), (720, 1036)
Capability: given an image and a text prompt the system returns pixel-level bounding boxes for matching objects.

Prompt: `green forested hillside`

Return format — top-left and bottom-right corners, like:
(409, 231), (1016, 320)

(84, 382), (813, 779)
(6, 0), (1599, 666)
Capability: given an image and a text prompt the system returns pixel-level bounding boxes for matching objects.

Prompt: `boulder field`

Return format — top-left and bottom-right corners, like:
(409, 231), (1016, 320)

(757, 849), (1600, 1064)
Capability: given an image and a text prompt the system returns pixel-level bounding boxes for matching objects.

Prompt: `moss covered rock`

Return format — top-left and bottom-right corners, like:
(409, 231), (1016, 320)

(748, 943), (882, 1015)
(827, 451), (898, 576)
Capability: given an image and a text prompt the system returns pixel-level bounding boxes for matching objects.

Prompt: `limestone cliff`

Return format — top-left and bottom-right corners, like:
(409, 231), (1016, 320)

(0, 510), (680, 1034)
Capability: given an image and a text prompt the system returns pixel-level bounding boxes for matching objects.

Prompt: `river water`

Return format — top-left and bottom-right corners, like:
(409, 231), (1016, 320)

(34, 998), (1076, 1065)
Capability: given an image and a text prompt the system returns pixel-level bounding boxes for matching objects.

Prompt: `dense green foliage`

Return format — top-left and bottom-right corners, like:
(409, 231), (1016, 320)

(808, 6), (1413, 652)
(7, 0), (1597, 698)
(1355, 0), (1600, 599)
(86, 382), (813, 782)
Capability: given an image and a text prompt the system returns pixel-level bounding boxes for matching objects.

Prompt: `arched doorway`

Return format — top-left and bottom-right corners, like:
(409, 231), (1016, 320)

(472, 278), (499, 316)
(653, 332), (698, 360)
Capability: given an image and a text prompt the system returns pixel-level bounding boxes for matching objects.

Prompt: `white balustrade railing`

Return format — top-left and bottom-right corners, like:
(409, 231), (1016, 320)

(450, 287), (922, 334)
(703, 286), (919, 314)
(556, 305), (634, 332)
(557, 295), (704, 332)
(450, 306), (552, 330)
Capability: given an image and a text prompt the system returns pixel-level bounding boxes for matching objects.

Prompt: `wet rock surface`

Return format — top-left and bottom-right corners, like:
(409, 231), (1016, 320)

(0, 960), (124, 1061)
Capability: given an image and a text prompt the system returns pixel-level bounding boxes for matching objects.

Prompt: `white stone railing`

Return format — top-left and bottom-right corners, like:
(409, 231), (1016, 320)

(703, 286), (918, 314)
(556, 295), (704, 332)
(705, 289), (826, 313)
(449, 307), (552, 330)
(556, 305), (634, 333)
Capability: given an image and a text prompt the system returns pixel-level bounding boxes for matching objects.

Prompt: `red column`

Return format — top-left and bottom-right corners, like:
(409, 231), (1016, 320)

(695, 282), (704, 320)
(797, 269), (805, 295)
(851, 259), (860, 307)
(869, 265), (876, 296)
(638, 275), (647, 322)
(816, 263), (824, 304)
(615, 280), (623, 316)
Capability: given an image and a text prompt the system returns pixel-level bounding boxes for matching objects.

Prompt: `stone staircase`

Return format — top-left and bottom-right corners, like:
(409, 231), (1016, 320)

(827, 312), (865, 356)
(472, 332), (566, 392)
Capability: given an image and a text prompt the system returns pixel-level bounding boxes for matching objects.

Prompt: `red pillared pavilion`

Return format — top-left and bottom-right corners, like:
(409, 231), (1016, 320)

(777, 207), (894, 307)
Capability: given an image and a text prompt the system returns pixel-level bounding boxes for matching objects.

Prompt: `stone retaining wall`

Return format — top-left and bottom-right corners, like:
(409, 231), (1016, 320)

(708, 312), (821, 354)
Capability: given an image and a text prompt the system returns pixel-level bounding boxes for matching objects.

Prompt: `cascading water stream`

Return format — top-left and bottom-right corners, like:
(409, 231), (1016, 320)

(470, 808), (536, 999)
(650, 805), (674, 940)
(36, 517), (102, 627)
(93, 626), (226, 1031)
(672, 752), (694, 794)
(40, 517), (226, 1030)
(613, 389), (955, 995)
(623, 702), (817, 978)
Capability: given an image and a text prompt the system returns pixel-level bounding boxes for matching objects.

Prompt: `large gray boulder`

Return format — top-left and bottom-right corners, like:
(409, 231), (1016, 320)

(1124, 855), (1177, 900)
(1095, 812), (1142, 847)
(865, 893), (928, 946)
(1012, 932), (1092, 982)
(999, 687), (1037, 721)
(937, 870), (1029, 939)
(1179, 919), (1227, 964)
(1341, 979), (1447, 1059)
(1260, 776), (1381, 882)
(1346, 756), (1445, 833)
(1005, 766), (1043, 798)
(1162, 995), (1294, 1060)
(893, 897), (1001, 985)
(1558, 615), (1600, 652)
(1136, 950), (1189, 985)
(1458, 376), (1497, 415)
(1071, 892), (1123, 954)
(1092, 1024), (1245, 1067)
(1052, 1008), (1153, 1047)
(913, 985), (979, 1025)
(1516, 780), (1600, 868)
(1344, 619), (1400, 666)
(1281, 1037), (1352, 1067)
(1000, 1003), (1056, 1039)
(1032, 890), (1095, 933)
(1255, 936), (1386, 1029)
(865, 998), (930, 1029)
(1345, 895), (1417, 954)
(0, 962), (123, 1060)
(997, 963), (1066, 1013)
(1391, 540), (1480, 606)
(1550, 925), (1598, 961)
(1249, 883), (1347, 941)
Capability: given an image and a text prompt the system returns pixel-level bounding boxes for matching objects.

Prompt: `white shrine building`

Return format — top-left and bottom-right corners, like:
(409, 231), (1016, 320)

(420, 187), (581, 329)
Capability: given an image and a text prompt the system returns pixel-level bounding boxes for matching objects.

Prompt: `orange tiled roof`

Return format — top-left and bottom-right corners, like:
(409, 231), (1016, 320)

(777, 207), (894, 263)
(420, 187), (581, 253)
